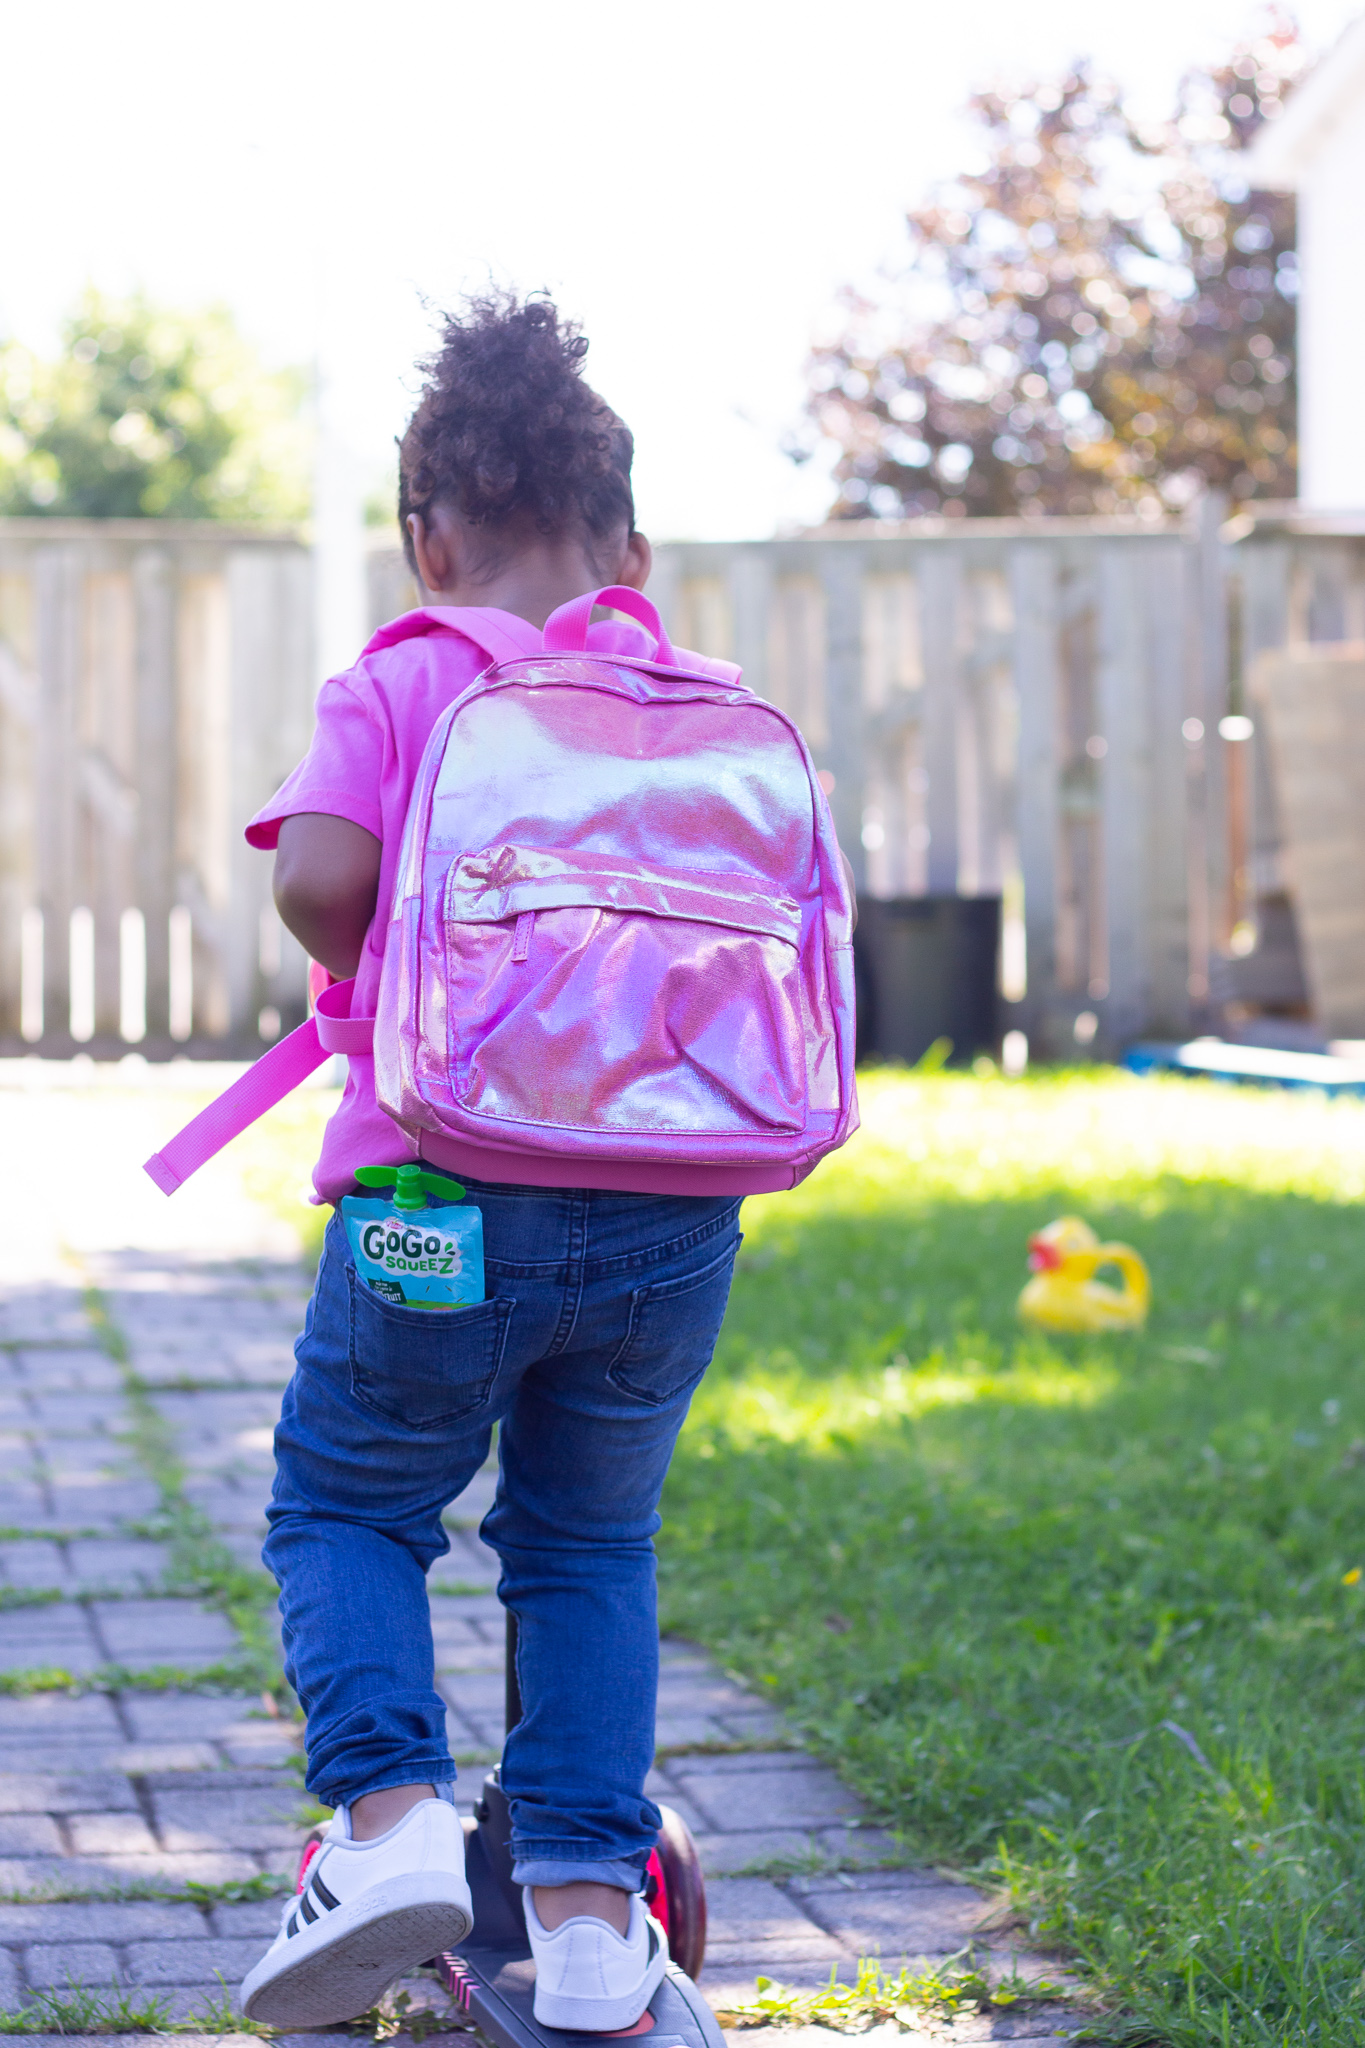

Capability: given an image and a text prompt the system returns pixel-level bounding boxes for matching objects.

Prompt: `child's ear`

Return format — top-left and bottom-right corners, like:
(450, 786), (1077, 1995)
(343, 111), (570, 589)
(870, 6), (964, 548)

(616, 530), (652, 592)
(408, 511), (456, 597)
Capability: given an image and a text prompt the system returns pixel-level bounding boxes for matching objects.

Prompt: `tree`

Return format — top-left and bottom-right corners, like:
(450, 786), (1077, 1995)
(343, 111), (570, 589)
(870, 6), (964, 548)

(0, 290), (309, 521)
(800, 17), (1302, 519)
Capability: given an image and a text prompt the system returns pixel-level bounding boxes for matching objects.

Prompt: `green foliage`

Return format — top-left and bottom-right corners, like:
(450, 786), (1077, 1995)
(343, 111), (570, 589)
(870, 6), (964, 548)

(661, 1069), (1365, 2045)
(0, 1983), (172, 2034)
(0, 1971), (273, 2034)
(0, 288), (308, 521)
(0, 1667), (84, 1697)
(185, 1974), (275, 2035)
(718, 1954), (1067, 2031)
(0, 1872), (289, 1907)
(804, 18), (1301, 517)
(346, 1986), (464, 2041)
(182, 1872), (291, 1906)
(0, 1657), (282, 1698)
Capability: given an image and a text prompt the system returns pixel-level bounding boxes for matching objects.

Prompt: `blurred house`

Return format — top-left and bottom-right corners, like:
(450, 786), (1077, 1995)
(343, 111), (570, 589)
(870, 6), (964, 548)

(1249, 13), (1365, 511)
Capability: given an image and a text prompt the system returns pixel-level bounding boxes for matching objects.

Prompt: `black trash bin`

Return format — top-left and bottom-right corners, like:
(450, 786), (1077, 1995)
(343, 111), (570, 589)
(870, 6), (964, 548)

(853, 896), (1001, 1066)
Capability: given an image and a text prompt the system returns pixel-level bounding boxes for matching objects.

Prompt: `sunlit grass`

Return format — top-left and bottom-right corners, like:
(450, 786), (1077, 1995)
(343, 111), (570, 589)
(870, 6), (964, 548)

(660, 1067), (1365, 2048)
(705, 1349), (1119, 1450)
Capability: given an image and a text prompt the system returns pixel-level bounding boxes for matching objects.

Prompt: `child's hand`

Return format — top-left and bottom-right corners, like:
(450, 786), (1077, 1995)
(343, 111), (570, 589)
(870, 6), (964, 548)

(274, 814), (382, 978)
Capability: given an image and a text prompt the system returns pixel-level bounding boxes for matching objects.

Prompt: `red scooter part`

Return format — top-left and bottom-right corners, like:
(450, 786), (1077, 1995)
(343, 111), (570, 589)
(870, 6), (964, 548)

(644, 1805), (707, 1980)
(295, 1828), (324, 1892)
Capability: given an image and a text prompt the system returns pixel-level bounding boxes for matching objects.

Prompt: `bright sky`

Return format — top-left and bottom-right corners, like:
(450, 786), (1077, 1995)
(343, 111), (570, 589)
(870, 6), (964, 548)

(4, 0), (1359, 541)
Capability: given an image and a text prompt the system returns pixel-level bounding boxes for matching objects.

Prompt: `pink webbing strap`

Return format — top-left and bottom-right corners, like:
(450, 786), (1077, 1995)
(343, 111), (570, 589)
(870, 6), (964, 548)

(542, 586), (677, 666)
(423, 607), (544, 666)
(358, 606), (543, 667)
(142, 979), (374, 1196)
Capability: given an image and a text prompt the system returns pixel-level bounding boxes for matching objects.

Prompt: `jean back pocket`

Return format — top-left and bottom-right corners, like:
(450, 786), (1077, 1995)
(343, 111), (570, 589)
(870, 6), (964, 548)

(347, 1267), (514, 1430)
(607, 1236), (740, 1407)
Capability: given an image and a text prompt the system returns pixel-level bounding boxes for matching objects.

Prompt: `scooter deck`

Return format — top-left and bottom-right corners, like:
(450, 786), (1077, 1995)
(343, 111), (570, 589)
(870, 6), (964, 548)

(437, 1949), (725, 2048)
(436, 1803), (725, 2048)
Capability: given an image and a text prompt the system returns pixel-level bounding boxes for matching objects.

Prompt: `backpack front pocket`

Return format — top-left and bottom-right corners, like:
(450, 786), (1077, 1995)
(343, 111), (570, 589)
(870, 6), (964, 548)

(442, 846), (808, 1139)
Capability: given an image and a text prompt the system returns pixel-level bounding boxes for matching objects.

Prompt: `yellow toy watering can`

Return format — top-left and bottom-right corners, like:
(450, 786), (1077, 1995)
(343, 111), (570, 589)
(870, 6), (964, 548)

(1017, 1216), (1150, 1334)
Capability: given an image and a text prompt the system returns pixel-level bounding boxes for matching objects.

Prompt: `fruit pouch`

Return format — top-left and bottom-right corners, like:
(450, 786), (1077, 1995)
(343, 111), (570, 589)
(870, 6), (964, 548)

(340, 1165), (484, 1310)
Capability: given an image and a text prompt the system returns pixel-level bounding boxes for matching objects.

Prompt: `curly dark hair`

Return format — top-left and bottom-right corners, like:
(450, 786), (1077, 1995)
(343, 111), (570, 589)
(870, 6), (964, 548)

(398, 293), (634, 575)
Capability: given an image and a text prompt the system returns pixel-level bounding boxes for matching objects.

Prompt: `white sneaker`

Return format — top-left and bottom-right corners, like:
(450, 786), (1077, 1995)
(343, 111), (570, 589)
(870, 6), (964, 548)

(241, 1800), (474, 2027)
(523, 1887), (669, 2031)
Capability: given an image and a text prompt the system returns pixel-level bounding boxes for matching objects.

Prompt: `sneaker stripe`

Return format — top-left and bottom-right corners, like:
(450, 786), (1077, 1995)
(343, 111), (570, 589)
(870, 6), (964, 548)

(285, 1911), (299, 1938)
(298, 1891), (318, 1925)
(310, 1871), (340, 1911)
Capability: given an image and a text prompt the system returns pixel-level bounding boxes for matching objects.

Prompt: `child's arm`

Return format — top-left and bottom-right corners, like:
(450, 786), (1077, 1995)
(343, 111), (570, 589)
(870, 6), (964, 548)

(274, 814), (382, 979)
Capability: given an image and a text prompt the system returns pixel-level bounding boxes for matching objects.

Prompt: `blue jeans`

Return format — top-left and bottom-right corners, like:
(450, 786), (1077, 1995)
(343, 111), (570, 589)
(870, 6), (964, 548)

(264, 1179), (741, 1889)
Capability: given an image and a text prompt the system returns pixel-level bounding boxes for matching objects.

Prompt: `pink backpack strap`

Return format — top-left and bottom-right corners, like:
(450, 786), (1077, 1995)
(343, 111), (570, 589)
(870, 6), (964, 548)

(543, 586), (678, 666)
(142, 979), (374, 1195)
(359, 606), (543, 666)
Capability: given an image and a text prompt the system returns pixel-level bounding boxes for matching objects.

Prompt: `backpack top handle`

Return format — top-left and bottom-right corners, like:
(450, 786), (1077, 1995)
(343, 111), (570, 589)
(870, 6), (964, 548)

(541, 585), (677, 667)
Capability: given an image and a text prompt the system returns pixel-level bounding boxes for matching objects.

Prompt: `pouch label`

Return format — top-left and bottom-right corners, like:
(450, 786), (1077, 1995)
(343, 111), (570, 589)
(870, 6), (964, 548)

(340, 1196), (485, 1310)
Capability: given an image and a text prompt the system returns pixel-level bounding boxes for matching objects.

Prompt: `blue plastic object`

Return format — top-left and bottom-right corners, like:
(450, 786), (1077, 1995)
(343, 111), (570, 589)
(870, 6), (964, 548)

(1124, 1039), (1365, 1097)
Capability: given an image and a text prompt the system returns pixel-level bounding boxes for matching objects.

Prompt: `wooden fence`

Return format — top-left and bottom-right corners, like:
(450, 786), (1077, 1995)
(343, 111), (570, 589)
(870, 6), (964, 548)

(2, 505), (1359, 1061)
(0, 522), (313, 1058)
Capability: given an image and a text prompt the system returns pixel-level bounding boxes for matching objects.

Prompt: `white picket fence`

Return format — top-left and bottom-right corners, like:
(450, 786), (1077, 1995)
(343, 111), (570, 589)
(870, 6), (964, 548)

(2, 504), (1359, 1061)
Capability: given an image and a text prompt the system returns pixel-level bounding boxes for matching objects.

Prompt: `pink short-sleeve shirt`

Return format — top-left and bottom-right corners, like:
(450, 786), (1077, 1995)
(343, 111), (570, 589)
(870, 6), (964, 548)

(246, 607), (662, 1205)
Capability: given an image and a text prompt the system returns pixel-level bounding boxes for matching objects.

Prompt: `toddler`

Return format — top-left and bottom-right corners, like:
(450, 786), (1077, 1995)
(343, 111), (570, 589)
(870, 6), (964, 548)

(239, 297), (745, 2030)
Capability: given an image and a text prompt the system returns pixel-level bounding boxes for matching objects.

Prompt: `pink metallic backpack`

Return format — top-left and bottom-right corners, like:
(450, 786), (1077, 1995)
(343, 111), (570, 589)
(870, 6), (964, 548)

(145, 586), (858, 1199)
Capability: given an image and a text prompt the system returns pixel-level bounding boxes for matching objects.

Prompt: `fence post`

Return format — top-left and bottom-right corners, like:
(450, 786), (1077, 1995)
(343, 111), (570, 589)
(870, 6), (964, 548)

(1195, 494), (1231, 969)
(228, 543), (316, 1044)
(34, 545), (81, 1049)
(816, 544), (866, 889)
(1009, 542), (1060, 1053)
(728, 546), (773, 706)
(0, 560), (37, 1041)
(133, 548), (177, 1046)
(919, 545), (962, 894)
(1144, 539), (1195, 1037)
(1096, 544), (1148, 1047)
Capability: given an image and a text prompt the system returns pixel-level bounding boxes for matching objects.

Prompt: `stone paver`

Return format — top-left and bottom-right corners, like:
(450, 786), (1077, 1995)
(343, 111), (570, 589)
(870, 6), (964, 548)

(66, 1542), (173, 1592)
(89, 1600), (237, 1671)
(23, 1942), (122, 1988)
(0, 1074), (1080, 2042)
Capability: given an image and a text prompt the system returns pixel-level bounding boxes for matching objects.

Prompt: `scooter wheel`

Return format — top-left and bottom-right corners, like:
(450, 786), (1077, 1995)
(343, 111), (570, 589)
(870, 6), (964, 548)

(295, 1824), (327, 1895)
(645, 1803), (706, 1980)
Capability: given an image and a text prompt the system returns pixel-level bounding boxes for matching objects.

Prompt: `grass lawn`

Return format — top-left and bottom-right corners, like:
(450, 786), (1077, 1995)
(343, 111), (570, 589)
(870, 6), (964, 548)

(658, 1068), (1365, 2048)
